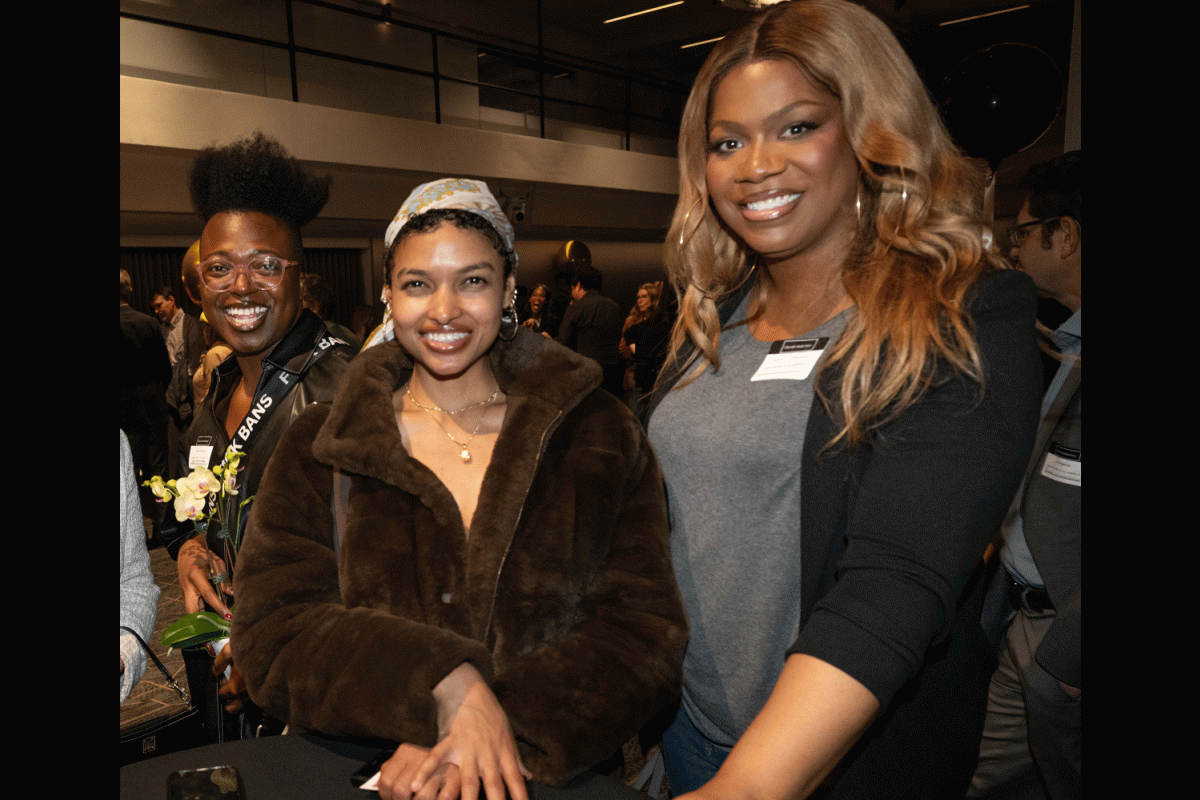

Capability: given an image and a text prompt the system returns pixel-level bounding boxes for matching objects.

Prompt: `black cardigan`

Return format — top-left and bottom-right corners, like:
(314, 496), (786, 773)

(646, 269), (1041, 798)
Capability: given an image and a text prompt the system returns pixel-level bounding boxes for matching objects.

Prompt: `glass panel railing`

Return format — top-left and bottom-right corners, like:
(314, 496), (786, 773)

(120, 17), (293, 100)
(293, 52), (435, 122)
(121, 2), (684, 154)
(292, 3), (432, 72)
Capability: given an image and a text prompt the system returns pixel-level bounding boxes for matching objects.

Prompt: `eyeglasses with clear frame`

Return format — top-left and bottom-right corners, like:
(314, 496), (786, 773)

(1007, 217), (1062, 248)
(198, 255), (302, 292)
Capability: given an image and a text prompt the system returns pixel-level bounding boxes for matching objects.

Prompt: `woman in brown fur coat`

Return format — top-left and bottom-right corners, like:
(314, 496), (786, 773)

(232, 179), (686, 800)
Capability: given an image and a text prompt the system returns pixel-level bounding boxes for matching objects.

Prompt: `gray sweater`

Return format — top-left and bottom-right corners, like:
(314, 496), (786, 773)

(120, 430), (160, 702)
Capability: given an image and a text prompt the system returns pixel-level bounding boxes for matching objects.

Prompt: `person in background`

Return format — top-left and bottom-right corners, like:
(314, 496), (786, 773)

(121, 429), (161, 703)
(520, 282), (558, 337)
(153, 285), (205, 374)
(624, 282), (675, 421)
(969, 151), (1081, 800)
(300, 272), (363, 351)
(232, 178), (686, 800)
(158, 283), (207, 437)
(644, 2), (1041, 797)
(121, 270), (172, 542)
(619, 281), (663, 403)
(556, 262), (625, 400)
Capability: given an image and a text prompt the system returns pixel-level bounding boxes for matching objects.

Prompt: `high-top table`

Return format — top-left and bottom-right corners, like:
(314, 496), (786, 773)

(121, 733), (647, 799)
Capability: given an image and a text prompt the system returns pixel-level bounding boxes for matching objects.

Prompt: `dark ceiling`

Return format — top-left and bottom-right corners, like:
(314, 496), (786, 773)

(121, 1), (1077, 241)
(382, 1), (1073, 109)
(375, 0), (1077, 215)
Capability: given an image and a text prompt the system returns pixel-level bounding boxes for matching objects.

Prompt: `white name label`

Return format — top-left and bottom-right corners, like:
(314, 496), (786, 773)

(1040, 444), (1080, 487)
(188, 444), (214, 469)
(751, 337), (830, 382)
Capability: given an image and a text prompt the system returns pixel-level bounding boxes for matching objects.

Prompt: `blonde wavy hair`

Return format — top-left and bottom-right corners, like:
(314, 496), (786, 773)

(664, 0), (1008, 447)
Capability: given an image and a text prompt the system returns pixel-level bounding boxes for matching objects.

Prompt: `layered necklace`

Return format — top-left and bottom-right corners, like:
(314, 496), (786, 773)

(405, 383), (500, 464)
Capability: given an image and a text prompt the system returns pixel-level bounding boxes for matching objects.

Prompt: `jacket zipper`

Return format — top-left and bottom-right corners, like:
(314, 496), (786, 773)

(482, 408), (562, 645)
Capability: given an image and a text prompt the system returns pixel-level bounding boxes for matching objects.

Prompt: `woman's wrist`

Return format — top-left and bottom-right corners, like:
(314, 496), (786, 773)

(432, 662), (485, 735)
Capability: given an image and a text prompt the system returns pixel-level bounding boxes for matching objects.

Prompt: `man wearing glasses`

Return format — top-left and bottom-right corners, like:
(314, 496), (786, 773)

(971, 151), (1081, 800)
(163, 133), (355, 735)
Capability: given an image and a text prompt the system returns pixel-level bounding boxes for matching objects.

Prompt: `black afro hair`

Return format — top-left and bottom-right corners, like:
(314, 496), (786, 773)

(189, 132), (332, 234)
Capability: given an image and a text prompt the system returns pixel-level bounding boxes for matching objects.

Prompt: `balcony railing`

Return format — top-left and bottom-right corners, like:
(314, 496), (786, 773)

(120, 0), (687, 157)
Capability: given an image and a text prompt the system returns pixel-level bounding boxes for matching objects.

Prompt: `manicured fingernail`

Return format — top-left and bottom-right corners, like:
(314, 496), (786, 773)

(224, 613), (233, 621)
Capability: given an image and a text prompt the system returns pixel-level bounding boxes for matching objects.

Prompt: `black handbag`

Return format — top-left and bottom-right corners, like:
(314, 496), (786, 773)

(120, 626), (206, 764)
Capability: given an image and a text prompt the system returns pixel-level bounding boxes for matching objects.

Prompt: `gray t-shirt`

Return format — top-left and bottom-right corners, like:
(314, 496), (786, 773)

(649, 296), (847, 745)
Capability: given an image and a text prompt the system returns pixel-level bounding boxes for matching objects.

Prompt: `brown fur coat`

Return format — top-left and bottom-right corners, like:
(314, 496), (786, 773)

(232, 329), (686, 783)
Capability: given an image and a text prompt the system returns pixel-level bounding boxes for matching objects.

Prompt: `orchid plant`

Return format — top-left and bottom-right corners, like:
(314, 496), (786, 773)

(143, 446), (254, 651)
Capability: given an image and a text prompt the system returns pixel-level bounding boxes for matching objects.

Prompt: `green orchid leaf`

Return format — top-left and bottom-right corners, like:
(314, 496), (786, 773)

(161, 611), (231, 649)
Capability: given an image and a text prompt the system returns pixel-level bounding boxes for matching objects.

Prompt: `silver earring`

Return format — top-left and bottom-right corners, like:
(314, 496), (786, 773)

(498, 287), (518, 341)
(499, 304), (518, 341)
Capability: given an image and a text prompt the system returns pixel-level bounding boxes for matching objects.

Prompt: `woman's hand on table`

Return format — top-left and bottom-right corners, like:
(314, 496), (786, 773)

(414, 662), (532, 800)
(379, 744), (461, 800)
(177, 535), (234, 617)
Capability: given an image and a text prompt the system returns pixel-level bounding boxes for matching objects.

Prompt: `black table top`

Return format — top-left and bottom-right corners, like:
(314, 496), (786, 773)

(120, 734), (647, 799)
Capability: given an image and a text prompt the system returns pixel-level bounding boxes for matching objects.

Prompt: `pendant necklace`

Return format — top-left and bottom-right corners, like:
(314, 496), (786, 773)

(406, 383), (500, 464)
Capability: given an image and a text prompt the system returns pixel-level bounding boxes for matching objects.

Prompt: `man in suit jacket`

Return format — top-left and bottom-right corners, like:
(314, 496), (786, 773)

(120, 270), (172, 539)
(970, 151), (1081, 800)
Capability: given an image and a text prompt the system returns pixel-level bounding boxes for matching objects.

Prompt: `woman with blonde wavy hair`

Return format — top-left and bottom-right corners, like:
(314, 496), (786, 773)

(643, 2), (1042, 798)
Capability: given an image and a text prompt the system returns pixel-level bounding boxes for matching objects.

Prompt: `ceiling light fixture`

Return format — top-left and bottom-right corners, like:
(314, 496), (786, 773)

(681, 36), (725, 49)
(940, 4), (1030, 26)
(604, 2), (685, 24)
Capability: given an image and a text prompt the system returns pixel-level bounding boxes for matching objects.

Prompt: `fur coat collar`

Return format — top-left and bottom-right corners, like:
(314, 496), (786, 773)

(310, 329), (603, 643)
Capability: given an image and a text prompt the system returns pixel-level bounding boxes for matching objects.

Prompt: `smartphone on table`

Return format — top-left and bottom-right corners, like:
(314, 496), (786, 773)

(166, 765), (245, 799)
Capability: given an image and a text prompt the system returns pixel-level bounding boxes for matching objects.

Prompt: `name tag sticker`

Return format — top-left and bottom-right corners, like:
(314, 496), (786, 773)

(1040, 443), (1080, 486)
(751, 337), (830, 381)
(188, 443), (215, 469)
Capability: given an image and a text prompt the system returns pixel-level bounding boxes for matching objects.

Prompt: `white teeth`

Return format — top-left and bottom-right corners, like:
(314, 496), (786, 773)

(424, 331), (468, 343)
(224, 306), (266, 317)
(746, 193), (800, 211)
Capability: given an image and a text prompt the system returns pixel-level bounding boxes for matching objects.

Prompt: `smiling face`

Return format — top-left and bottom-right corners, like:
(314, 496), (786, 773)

(529, 285), (546, 316)
(705, 59), (860, 269)
(198, 211), (302, 358)
(384, 222), (515, 384)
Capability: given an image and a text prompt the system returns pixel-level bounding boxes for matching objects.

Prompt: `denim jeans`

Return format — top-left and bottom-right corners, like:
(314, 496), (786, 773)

(661, 703), (733, 796)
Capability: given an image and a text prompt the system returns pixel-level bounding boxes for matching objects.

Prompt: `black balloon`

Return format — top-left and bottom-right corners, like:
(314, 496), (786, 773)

(938, 43), (1063, 172)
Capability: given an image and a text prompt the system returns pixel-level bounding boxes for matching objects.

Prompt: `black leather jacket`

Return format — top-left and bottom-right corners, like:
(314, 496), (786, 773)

(163, 310), (355, 559)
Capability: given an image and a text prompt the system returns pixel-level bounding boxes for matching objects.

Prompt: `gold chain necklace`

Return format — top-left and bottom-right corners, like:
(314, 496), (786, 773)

(405, 384), (500, 464)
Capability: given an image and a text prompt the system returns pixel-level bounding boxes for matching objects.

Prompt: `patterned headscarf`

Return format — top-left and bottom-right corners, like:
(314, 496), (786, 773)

(365, 178), (516, 349)
(384, 178), (514, 252)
